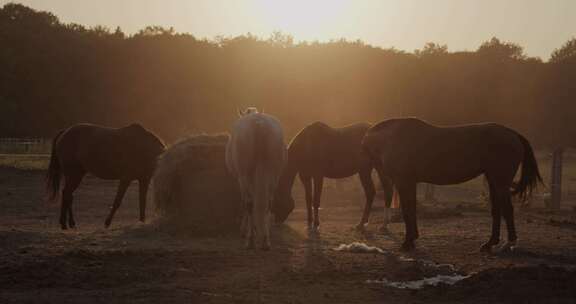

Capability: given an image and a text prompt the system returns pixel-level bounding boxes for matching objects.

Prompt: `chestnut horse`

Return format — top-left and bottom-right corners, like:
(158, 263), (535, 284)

(274, 122), (394, 230)
(362, 118), (542, 251)
(46, 123), (165, 229)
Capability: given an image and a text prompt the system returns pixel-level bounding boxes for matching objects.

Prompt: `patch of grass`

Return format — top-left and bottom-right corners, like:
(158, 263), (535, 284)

(0, 154), (50, 170)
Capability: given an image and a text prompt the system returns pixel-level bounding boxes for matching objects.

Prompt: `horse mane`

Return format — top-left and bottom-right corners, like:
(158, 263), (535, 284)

(370, 117), (428, 132)
(305, 121), (371, 134)
(123, 122), (166, 149)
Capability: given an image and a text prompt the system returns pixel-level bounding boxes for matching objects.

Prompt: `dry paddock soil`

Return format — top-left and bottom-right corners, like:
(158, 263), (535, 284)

(1, 167), (576, 304)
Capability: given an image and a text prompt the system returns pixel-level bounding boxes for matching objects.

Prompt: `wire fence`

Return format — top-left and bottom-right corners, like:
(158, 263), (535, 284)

(0, 138), (51, 154)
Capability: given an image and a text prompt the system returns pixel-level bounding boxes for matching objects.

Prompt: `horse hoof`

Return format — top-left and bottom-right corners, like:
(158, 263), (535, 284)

(61, 225), (68, 230)
(479, 243), (494, 253)
(69, 223), (76, 229)
(400, 241), (415, 252)
(355, 223), (367, 232)
(104, 220), (111, 228)
(497, 240), (518, 253)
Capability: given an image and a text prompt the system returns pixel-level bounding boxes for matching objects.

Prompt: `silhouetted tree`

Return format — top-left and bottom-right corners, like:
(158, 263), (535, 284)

(414, 42), (448, 57)
(0, 4), (574, 148)
(550, 38), (576, 63)
(477, 37), (527, 60)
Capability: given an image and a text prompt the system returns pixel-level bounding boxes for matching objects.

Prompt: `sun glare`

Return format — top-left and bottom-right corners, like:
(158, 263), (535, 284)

(254, 0), (350, 40)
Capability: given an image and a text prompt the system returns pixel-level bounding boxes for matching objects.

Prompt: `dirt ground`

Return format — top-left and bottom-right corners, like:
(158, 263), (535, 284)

(2, 167), (576, 303)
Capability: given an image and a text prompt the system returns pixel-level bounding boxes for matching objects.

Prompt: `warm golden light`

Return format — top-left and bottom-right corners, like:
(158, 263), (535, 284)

(254, 0), (350, 40)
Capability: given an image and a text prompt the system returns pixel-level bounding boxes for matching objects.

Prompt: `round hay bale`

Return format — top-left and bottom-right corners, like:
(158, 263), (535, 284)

(153, 134), (242, 235)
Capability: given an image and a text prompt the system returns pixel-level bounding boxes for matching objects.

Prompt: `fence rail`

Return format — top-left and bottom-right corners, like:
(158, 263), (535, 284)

(0, 137), (51, 154)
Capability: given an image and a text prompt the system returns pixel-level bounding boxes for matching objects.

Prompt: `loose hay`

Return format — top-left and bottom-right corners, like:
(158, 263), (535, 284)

(366, 274), (470, 289)
(153, 134), (242, 235)
(333, 242), (388, 254)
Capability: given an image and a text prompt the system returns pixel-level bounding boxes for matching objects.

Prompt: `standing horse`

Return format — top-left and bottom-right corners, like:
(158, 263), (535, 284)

(46, 123), (165, 229)
(226, 107), (286, 250)
(274, 122), (394, 230)
(362, 118), (542, 251)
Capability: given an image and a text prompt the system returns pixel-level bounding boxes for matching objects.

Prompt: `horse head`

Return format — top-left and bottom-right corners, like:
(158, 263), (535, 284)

(273, 190), (294, 224)
(272, 165), (296, 224)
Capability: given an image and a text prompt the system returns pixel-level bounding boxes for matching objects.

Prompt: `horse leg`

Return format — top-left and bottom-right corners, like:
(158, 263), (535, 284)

(357, 170), (375, 230)
(260, 188), (273, 250)
(138, 178), (150, 223)
(245, 214), (255, 249)
(238, 175), (254, 249)
(60, 170), (85, 230)
(374, 162), (394, 207)
(251, 169), (271, 250)
(300, 174), (313, 228)
(397, 181), (418, 251)
(104, 179), (131, 228)
(312, 176), (324, 229)
(480, 175), (502, 252)
(374, 163), (394, 230)
(500, 192), (518, 251)
(68, 208), (74, 229)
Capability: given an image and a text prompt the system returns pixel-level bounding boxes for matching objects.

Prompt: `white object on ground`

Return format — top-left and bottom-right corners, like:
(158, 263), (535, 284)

(333, 242), (387, 254)
(366, 274), (470, 289)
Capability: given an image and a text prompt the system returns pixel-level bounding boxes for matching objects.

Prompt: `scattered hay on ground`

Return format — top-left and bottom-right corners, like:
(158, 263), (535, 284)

(367, 274), (470, 289)
(333, 242), (388, 254)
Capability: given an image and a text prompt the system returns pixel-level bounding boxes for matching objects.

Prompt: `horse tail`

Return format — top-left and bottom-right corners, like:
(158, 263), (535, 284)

(512, 133), (543, 202)
(252, 117), (268, 173)
(46, 129), (64, 202)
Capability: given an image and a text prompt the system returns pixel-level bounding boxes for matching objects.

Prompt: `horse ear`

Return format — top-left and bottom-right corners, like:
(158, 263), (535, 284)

(237, 107), (244, 117)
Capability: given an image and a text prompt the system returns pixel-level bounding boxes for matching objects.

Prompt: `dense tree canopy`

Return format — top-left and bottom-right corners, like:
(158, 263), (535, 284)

(0, 4), (574, 147)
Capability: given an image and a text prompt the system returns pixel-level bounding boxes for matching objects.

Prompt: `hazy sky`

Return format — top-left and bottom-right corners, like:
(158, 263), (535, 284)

(3, 0), (575, 59)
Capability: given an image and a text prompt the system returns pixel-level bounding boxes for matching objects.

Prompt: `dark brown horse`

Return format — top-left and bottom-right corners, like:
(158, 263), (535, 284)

(274, 122), (394, 229)
(362, 118), (542, 251)
(46, 123), (165, 229)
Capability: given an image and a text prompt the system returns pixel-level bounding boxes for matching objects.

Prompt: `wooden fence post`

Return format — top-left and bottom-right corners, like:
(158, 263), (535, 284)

(549, 148), (564, 209)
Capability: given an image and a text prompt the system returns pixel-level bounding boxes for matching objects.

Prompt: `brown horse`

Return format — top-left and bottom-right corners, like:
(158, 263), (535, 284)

(362, 118), (542, 251)
(46, 123), (165, 230)
(274, 122), (394, 229)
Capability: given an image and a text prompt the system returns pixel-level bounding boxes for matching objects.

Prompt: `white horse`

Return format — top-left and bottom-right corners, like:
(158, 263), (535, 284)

(226, 107), (286, 250)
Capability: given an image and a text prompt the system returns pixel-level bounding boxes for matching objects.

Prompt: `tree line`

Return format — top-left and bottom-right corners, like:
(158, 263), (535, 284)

(1, 3), (575, 148)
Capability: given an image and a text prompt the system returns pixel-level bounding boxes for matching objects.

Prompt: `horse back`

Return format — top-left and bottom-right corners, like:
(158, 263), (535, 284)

(54, 123), (163, 180)
(228, 113), (286, 178)
(289, 121), (372, 177)
(366, 118), (524, 183)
